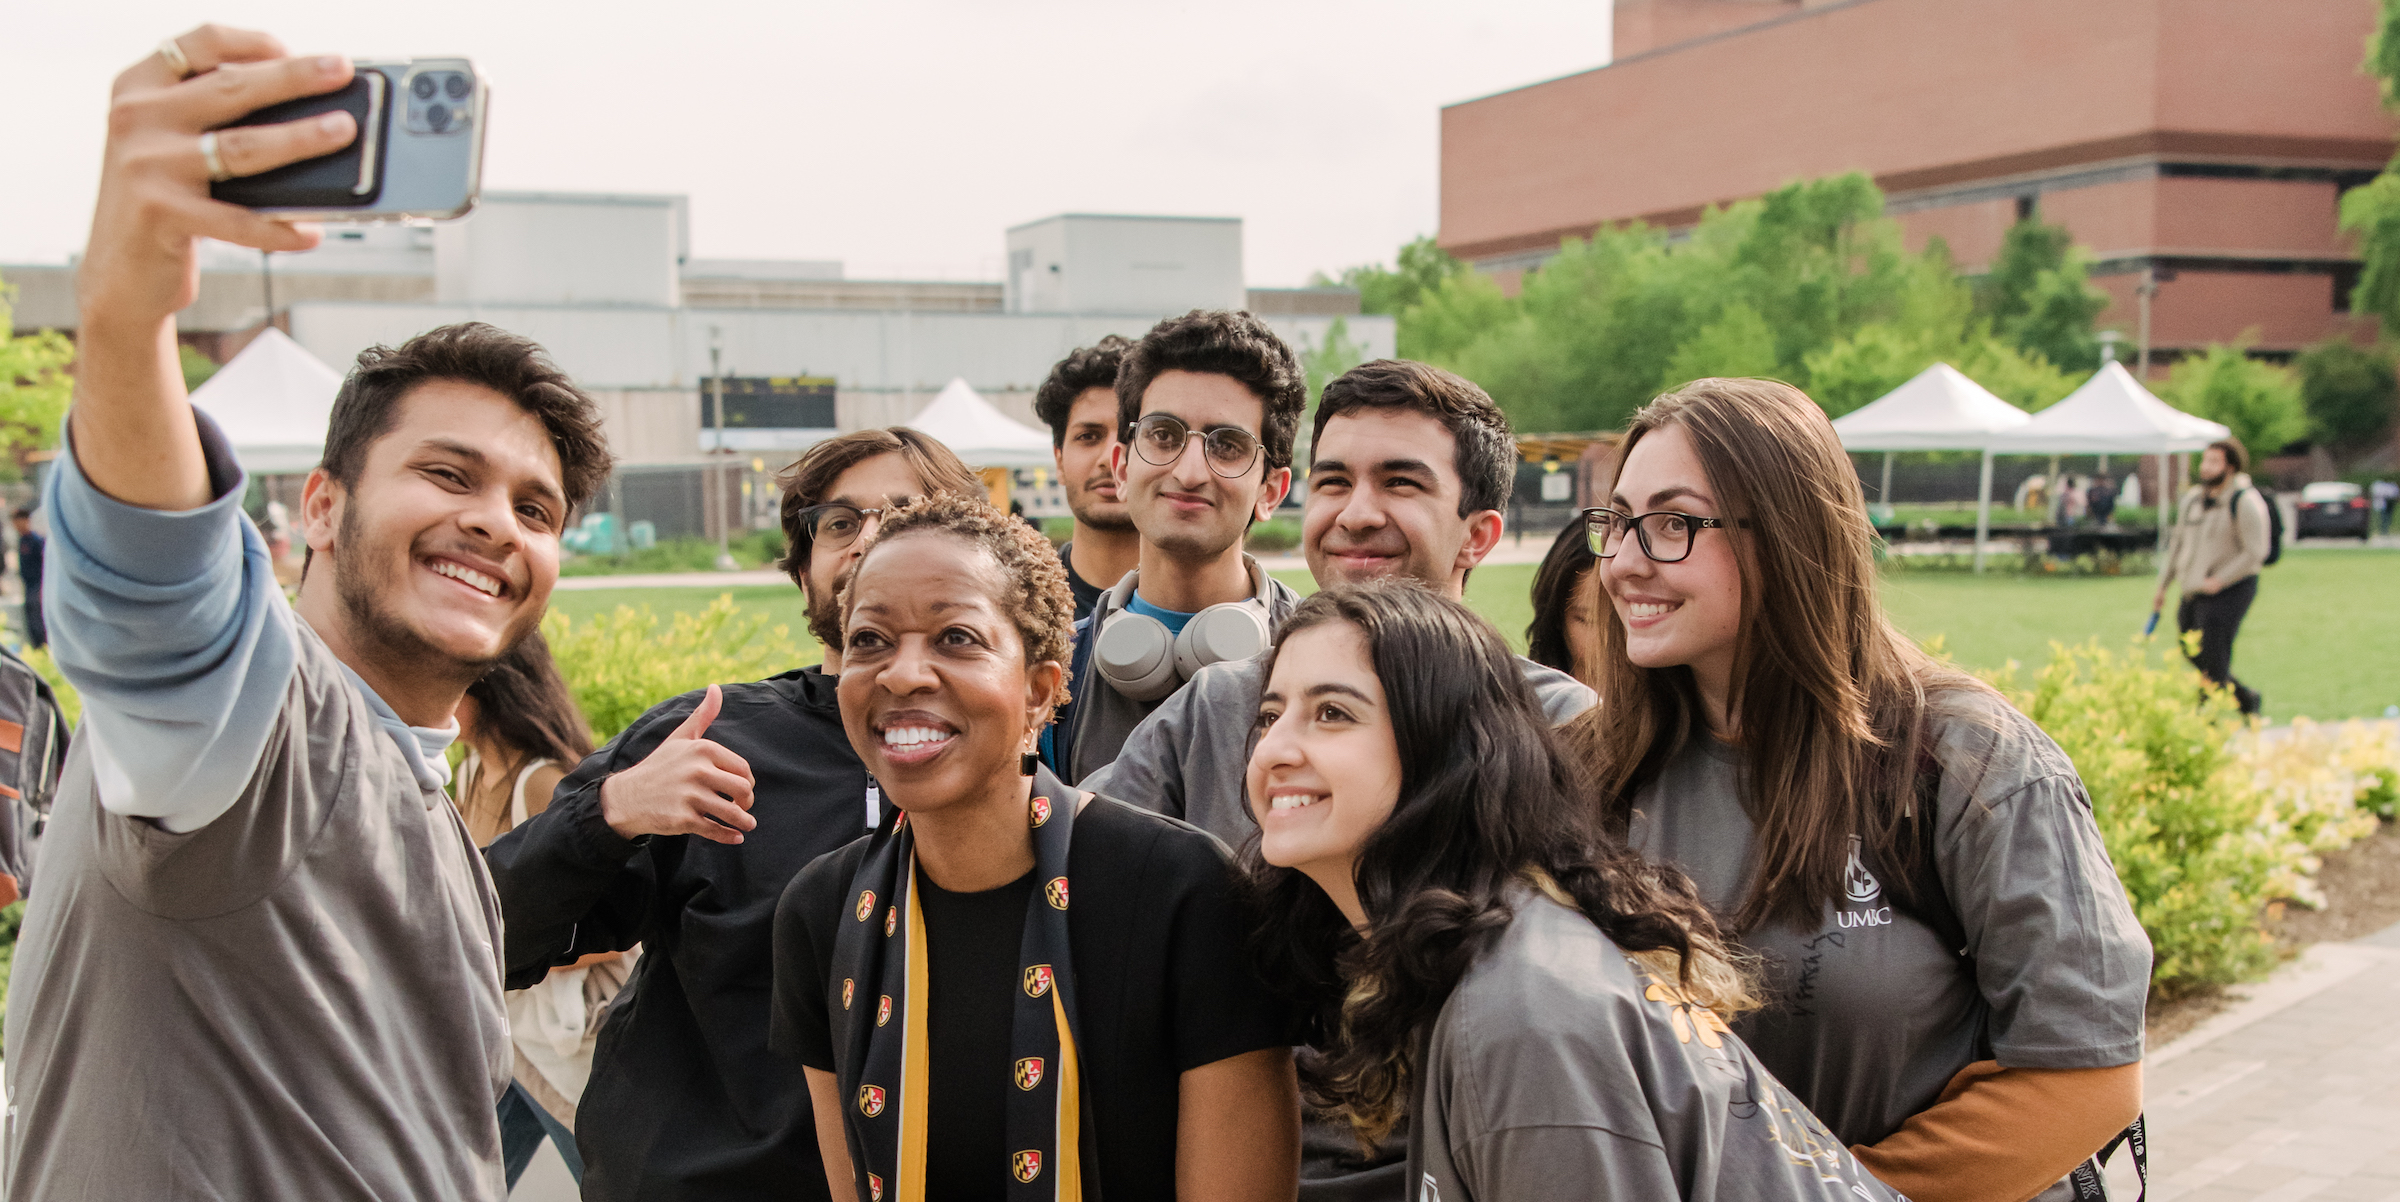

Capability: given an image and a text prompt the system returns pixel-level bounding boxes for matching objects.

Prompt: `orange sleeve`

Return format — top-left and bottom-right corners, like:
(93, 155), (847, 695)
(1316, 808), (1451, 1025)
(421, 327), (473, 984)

(1849, 1060), (2141, 1202)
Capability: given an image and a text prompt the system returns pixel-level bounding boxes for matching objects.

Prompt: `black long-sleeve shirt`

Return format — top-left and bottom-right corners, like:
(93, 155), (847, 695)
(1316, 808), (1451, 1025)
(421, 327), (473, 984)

(485, 666), (869, 1202)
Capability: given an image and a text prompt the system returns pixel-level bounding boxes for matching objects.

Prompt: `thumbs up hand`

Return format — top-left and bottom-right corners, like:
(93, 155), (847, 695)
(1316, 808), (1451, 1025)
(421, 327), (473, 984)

(598, 685), (759, 845)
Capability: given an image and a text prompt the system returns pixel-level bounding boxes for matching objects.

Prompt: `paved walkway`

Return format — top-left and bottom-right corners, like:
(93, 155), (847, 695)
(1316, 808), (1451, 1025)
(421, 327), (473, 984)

(2125, 919), (2400, 1200)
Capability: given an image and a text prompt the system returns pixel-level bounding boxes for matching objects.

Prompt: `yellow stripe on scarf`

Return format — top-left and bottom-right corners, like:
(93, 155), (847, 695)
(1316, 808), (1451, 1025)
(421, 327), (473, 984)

(1050, 988), (1083, 1201)
(898, 859), (932, 1202)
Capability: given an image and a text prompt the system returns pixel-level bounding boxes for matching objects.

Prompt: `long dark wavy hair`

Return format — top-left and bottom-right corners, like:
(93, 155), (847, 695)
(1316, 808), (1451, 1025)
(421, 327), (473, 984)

(460, 631), (595, 830)
(1243, 581), (1750, 1145)
(1524, 519), (1596, 678)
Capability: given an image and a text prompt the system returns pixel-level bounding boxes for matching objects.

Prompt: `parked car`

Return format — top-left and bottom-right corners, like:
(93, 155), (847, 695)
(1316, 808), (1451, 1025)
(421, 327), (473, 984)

(2296, 481), (2371, 540)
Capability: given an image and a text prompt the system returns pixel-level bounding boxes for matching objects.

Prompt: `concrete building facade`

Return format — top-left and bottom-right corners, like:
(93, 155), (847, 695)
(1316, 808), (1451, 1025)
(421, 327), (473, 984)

(1441, 0), (2396, 359)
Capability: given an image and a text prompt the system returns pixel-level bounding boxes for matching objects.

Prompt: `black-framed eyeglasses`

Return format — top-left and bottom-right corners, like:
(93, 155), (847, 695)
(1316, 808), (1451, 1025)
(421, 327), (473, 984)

(795, 503), (888, 552)
(1130, 413), (1263, 478)
(1583, 507), (1747, 563)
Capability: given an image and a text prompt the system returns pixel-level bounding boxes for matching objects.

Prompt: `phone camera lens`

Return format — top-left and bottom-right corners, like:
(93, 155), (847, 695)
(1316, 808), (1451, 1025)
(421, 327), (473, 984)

(443, 74), (470, 100)
(427, 103), (451, 132)
(411, 75), (436, 100)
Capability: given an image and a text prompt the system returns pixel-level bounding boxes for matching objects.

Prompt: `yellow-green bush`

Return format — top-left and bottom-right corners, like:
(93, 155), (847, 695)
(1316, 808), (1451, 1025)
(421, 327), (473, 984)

(2002, 640), (2280, 995)
(544, 594), (806, 741)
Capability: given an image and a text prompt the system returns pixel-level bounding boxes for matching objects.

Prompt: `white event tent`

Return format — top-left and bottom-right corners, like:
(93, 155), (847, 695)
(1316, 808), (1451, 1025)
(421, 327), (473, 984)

(906, 377), (1054, 469)
(188, 327), (345, 475)
(1986, 361), (2230, 560)
(1829, 363), (2030, 572)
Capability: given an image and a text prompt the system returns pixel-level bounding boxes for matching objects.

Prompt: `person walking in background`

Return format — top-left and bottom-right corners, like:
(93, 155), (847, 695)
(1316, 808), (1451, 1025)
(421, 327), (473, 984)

(485, 427), (982, 1201)
(2088, 473), (2119, 528)
(1032, 336), (1139, 621)
(2152, 437), (2272, 715)
(1574, 378), (2150, 1202)
(451, 631), (618, 1192)
(12, 507), (43, 651)
(8, 27), (615, 1199)
(1525, 519), (1600, 685)
(2372, 477), (2398, 536)
(772, 492), (1297, 1201)
(1245, 581), (1905, 1201)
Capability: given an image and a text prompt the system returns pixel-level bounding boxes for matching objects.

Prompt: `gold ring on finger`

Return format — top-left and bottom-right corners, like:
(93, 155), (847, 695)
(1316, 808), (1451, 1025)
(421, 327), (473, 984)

(197, 131), (232, 183)
(156, 37), (193, 80)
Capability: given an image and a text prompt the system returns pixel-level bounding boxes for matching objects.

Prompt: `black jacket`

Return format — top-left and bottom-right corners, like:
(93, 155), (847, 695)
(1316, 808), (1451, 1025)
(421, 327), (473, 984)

(485, 666), (870, 1202)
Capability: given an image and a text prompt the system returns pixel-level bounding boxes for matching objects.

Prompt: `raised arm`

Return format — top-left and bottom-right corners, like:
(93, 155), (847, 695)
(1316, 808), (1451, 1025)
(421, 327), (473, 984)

(49, 28), (360, 832)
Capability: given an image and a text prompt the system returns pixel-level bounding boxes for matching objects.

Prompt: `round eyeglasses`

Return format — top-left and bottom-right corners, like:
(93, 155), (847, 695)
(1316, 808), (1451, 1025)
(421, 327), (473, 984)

(1583, 507), (1746, 563)
(1130, 414), (1263, 478)
(794, 503), (889, 553)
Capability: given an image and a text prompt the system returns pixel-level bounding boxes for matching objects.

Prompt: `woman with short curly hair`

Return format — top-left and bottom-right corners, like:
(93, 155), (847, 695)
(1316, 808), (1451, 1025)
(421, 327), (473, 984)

(770, 492), (1299, 1202)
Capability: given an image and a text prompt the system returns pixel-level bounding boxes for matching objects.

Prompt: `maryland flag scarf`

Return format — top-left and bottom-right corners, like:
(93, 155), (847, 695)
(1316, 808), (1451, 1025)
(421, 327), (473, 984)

(830, 763), (1094, 1202)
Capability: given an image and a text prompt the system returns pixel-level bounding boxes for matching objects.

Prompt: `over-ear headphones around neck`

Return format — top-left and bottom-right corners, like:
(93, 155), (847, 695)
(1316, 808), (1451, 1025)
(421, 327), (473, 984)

(1091, 559), (1274, 703)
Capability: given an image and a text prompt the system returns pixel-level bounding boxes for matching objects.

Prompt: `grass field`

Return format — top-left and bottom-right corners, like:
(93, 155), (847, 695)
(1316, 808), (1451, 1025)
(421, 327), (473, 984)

(551, 544), (2395, 722)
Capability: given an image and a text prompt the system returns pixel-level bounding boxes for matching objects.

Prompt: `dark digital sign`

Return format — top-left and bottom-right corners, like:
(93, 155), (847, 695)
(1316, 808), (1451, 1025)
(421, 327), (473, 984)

(705, 377), (837, 429)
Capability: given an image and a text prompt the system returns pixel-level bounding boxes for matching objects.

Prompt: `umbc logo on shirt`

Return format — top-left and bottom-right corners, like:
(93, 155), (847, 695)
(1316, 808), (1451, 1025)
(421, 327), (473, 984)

(876, 995), (893, 1027)
(885, 906), (899, 937)
(855, 890), (876, 921)
(868, 1173), (884, 1202)
(1015, 1056), (1045, 1090)
(1031, 795), (1052, 827)
(1024, 964), (1054, 997)
(858, 1084), (886, 1117)
(1838, 834), (1896, 929)
(1013, 1150), (1043, 1183)
(842, 978), (855, 1010)
(1045, 877), (1070, 910)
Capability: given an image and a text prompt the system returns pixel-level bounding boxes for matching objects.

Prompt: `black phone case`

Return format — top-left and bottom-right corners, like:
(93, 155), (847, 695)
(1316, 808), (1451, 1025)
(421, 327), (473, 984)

(209, 71), (389, 209)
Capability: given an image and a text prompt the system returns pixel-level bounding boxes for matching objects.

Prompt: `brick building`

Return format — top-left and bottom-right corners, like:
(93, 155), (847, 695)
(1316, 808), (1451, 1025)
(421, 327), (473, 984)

(1440, 0), (2396, 362)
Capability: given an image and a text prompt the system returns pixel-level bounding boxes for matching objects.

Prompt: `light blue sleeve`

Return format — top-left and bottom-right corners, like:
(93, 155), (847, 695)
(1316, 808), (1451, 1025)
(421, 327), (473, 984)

(43, 409), (298, 833)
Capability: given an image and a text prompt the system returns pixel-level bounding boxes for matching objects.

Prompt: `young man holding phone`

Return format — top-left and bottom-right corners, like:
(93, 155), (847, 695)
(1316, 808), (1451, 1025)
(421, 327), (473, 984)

(5, 27), (611, 1200)
(1051, 309), (1307, 781)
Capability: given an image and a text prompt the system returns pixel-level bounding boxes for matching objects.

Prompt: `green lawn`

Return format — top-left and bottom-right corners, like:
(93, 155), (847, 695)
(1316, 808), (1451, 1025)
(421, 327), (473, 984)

(550, 545), (2395, 722)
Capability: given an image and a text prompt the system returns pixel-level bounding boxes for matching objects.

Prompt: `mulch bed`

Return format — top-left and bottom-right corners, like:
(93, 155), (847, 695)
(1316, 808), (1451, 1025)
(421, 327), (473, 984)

(2143, 818), (2400, 1048)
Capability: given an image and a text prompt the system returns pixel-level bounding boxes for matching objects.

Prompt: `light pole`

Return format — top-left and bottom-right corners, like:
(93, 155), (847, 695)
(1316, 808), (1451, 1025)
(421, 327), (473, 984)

(709, 326), (737, 571)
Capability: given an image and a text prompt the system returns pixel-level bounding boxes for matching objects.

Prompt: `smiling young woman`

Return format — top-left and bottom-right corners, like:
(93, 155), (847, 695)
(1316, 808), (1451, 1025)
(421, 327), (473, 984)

(768, 492), (1298, 1202)
(1242, 580), (1903, 1201)
(1568, 378), (2152, 1202)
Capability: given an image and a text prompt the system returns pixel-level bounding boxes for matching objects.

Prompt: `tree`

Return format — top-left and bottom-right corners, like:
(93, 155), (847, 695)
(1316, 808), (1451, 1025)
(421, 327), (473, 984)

(1974, 219), (2113, 372)
(0, 271), (73, 471)
(2157, 342), (2310, 457)
(2294, 337), (2399, 464)
(1312, 236), (1468, 317)
(2341, 0), (2400, 327)
(179, 344), (220, 392)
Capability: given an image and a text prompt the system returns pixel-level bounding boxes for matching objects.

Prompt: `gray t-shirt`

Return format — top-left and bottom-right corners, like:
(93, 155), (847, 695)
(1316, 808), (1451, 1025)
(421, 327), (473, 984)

(1627, 689), (2150, 1148)
(1410, 890), (1907, 1202)
(1083, 653), (1595, 847)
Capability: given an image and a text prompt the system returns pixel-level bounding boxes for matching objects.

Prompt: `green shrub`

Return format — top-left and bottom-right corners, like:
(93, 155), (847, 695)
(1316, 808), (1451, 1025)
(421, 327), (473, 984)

(561, 529), (788, 577)
(2001, 640), (2279, 995)
(1245, 517), (1303, 554)
(544, 594), (805, 740)
(23, 646), (77, 729)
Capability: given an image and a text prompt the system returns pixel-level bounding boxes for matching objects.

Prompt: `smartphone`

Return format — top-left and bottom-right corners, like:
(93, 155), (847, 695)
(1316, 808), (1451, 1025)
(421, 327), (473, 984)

(209, 58), (485, 222)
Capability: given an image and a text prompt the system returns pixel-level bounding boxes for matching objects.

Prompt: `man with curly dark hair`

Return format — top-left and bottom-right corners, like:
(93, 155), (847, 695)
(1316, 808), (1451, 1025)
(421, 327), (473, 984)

(1031, 336), (1138, 620)
(1049, 310), (1308, 782)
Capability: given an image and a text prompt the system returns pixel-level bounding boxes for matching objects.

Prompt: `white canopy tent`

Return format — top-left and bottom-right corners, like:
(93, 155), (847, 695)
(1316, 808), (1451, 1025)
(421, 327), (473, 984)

(906, 377), (1054, 469)
(1980, 361), (2231, 567)
(189, 328), (345, 475)
(1829, 363), (2032, 572)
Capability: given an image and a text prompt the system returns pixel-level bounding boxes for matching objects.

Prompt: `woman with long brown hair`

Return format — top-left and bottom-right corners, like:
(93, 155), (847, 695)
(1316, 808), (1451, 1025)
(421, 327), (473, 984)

(1571, 378), (2151, 1202)
(1245, 580), (1901, 1200)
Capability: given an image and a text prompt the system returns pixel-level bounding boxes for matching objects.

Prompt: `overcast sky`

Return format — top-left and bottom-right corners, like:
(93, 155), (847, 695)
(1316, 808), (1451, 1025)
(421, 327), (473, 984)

(5, 1), (1615, 286)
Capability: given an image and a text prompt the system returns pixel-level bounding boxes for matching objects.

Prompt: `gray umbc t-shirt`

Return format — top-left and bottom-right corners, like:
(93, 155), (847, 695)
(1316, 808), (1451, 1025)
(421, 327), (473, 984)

(3, 624), (512, 1200)
(1628, 688), (2151, 1149)
(1409, 889), (1906, 1202)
